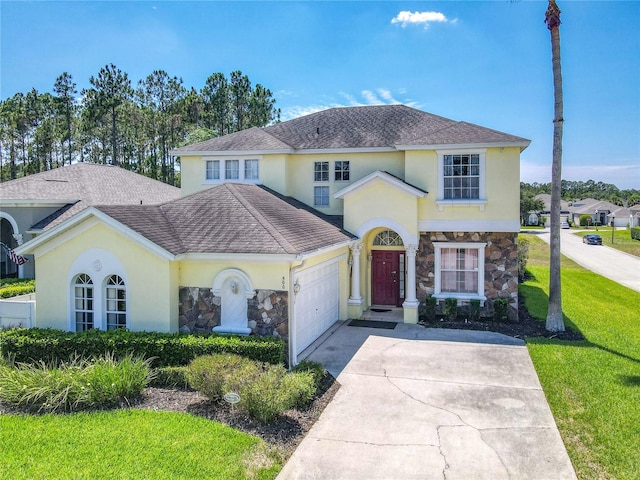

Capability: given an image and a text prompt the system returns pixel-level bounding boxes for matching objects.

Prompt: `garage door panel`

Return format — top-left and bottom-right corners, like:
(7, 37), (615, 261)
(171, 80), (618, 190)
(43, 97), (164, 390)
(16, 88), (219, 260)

(295, 261), (340, 354)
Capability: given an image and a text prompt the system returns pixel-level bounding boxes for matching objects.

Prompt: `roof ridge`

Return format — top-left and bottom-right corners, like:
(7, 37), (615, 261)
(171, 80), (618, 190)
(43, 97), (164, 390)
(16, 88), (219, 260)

(156, 203), (188, 254)
(226, 184), (298, 253)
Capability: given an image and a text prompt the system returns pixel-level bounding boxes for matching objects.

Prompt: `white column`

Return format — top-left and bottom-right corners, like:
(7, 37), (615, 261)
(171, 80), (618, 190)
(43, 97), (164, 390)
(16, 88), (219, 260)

(402, 244), (419, 308)
(348, 242), (363, 305)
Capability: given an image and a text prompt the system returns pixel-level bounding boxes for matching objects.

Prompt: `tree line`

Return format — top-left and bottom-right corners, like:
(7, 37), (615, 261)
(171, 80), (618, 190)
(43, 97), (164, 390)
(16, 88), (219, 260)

(521, 180), (640, 207)
(0, 65), (281, 186)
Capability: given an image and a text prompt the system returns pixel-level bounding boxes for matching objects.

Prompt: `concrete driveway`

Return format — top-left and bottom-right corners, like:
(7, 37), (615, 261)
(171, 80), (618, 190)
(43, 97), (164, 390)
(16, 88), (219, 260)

(530, 227), (640, 292)
(277, 322), (576, 480)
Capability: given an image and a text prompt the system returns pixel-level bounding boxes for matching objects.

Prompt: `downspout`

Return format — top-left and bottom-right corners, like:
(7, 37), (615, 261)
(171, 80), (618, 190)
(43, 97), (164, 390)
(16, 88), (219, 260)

(288, 257), (306, 368)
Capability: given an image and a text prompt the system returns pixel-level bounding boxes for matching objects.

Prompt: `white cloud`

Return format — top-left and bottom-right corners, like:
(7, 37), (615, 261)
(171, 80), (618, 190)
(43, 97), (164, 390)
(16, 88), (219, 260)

(280, 89), (422, 121)
(391, 11), (449, 28)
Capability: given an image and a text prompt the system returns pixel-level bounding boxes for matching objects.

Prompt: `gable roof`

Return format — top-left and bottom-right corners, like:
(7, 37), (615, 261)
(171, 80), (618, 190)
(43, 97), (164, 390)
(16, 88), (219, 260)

(92, 183), (354, 256)
(334, 170), (427, 199)
(0, 163), (181, 231)
(171, 104), (530, 154)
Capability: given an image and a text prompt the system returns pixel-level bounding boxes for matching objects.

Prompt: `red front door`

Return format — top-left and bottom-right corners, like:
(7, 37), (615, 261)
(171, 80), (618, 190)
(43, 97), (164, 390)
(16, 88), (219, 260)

(372, 251), (400, 306)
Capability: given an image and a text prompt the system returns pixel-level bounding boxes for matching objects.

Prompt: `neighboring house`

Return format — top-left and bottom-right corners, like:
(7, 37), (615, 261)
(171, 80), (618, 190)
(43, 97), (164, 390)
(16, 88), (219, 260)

(0, 163), (181, 279)
(533, 193), (571, 225)
(565, 198), (632, 227)
(17, 105), (530, 364)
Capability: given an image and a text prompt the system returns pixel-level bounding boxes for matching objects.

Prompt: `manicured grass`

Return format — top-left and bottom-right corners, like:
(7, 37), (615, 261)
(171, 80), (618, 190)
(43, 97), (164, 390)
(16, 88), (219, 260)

(573, 228), (640, 257)
(520, 236), (640, 480)
(0, 409), (282, 480)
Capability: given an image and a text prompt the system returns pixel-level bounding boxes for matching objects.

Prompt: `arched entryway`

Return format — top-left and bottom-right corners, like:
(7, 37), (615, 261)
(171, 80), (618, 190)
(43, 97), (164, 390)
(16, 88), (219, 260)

(0, 214), (22, 279)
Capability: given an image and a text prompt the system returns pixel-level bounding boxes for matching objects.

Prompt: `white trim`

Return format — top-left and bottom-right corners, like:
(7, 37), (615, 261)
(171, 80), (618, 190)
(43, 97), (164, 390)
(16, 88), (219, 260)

(354, 218), (419, 247)
(419, 219), (520, 233)
(436, 149), (486, 208)
(15, 207), (175, 261)
(300, 246), (350, 262)
(0, 199), (77, 207)
(202, 156), (262, 185)
(433, 242), (487, 302)
(397, 141), (530, 151)
(177, 252), (298, 263)
(0, 212), (24, 278)
(334, 170), (426, 199)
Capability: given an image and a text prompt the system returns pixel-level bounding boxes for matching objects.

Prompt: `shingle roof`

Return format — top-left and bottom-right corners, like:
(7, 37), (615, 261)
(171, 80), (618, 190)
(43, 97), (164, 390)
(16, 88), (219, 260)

(172, 104), (530, 153)
(0, 163), (181, 230)
(95, 183), (354, 256)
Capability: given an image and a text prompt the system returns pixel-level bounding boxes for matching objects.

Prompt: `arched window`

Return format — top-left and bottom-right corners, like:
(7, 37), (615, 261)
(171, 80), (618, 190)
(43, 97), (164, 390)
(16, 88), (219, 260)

(105, 275), (126, 330)
(373, 230), (404, 246)
(74, 274), (94, 331)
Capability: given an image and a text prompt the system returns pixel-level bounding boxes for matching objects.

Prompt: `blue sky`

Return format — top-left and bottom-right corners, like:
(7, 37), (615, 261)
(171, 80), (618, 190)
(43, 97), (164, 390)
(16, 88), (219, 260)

(1, 1), (638, 189)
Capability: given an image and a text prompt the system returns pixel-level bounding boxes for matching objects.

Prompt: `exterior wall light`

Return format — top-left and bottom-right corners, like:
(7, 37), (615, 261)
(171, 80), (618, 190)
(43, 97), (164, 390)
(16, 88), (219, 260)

(293, 280), (301, 295)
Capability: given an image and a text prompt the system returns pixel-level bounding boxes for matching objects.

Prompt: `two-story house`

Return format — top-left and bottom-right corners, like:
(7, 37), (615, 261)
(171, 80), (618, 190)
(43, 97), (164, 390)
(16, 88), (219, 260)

(17, 105), (529, 364)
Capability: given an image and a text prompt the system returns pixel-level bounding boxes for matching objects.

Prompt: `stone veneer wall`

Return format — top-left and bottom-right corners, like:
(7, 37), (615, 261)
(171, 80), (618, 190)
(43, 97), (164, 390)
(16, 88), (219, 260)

(178, 287), (289, 343)
(415, 232), (519, 317)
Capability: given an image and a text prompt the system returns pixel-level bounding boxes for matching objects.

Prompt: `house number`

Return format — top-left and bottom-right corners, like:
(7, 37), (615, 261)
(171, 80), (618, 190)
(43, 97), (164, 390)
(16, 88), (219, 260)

(282, 276), (285, 289)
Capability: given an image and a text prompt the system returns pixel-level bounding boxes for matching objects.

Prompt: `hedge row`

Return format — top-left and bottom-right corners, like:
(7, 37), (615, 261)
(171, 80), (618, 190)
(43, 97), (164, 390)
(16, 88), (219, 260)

(0, 328), (285, 367)
(0, 280), (35, 299)
(631, 227), (640, 241)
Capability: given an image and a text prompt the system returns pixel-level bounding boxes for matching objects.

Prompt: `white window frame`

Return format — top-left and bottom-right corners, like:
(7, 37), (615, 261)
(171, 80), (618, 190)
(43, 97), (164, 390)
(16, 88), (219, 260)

(225, 159), (239, 180)
(314, 161), (329, 182)
(433, 242), (486, 302)
(205, 160), (220, 180)
(105, 275), (127, 331)
(436, 149), (487, 211)
(314, 185), (330, 207)
(334, 161), (350, 181)
(74, 273), (94, 332)
(203, 157), (261, 184)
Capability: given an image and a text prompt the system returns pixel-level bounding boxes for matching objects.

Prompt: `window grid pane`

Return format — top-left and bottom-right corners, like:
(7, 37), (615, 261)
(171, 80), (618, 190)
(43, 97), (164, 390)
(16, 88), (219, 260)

(206, 160), (220, 180)
(225, 160), (239, 179)
(244, 159), (259, 180)
(314, 186), (329, 206)
(314, 162), (329, 182)
(334, 161), (350, 181)
(106, 275), (126, 330)
(440, 248), (479, 294)
(443, 154), (480, 200)
(74, 274), (93, 332)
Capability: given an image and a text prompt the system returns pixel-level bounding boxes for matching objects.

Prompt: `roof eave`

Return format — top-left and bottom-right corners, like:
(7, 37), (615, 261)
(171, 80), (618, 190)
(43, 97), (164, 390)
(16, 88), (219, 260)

(396, 141), (531, 151)
(169, 148), (294, 156)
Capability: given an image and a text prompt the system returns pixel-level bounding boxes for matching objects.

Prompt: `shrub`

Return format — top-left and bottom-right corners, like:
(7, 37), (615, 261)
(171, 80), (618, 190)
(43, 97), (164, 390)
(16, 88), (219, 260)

(493, 298), (509, 322)
(631, 227), (640, 241)
(151, 366), (189, 389)
(0, 280), (35, 299)
(469, 299), (481, 322)
(517, 237), (530, 281)
(0, 353), (152, 413)
(0, 328), (285, 367)
(444, 298), (458, 321)
(291, 359), (326, 388)
(579, 214), (592, 227)
(238, 364), (315, 423)
(421, 296), (437, 322)
(186, 354), (260, 402)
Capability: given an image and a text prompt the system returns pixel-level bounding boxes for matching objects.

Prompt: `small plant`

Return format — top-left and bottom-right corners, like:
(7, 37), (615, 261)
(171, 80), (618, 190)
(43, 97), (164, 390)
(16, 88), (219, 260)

(186, 354), (260, 402)
(151, 366), (189, 389)
(422, 296), (437, 322)
(444, 298), (458, 321)
(517, 237), (530, 281)
(469, 299), (481, 322)
(0, 353), (152, 412)
(291, 359), (325, 388)
(493, 298), (509, 322)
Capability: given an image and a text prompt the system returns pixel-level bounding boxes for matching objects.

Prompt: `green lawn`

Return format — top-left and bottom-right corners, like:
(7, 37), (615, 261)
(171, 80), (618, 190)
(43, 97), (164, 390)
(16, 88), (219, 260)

(521, 236), (640, 480)
(0, 409), (282, 480)
(573, 227), (640, 257)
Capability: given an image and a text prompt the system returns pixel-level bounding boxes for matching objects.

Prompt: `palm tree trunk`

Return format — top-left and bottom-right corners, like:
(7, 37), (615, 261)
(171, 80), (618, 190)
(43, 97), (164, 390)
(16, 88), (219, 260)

(545, 0), (565, 332)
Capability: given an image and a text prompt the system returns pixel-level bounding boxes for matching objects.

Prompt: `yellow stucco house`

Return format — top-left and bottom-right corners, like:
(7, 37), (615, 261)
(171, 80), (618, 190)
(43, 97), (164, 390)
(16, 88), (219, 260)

(17, 105), (529, 364)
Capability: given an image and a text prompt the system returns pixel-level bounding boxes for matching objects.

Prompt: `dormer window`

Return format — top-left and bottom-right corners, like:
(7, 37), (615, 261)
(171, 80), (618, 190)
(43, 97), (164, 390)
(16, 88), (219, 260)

(206, 160), (220, 180)
(225, 160), (239, 179)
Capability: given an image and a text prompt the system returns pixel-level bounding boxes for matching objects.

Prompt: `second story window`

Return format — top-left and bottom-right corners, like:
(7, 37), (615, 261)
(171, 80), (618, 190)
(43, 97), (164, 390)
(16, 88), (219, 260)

(443, 154), (480, 200)
(206, 160), (220, 180)
(225, 160), (239, 180)
(314, 161), (329, 182)
(314, 186), (330, 206)
(335, 161), (350, 181)
(244, 159), (259, 180)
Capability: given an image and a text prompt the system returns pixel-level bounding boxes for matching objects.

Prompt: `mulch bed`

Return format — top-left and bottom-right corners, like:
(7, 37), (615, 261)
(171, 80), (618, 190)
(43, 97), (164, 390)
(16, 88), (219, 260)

(418, 295), (584, 342)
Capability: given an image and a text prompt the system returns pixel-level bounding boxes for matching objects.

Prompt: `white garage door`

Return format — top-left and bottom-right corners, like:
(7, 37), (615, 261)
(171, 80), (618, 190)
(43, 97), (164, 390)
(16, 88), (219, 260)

(295, 260), (340, 355)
